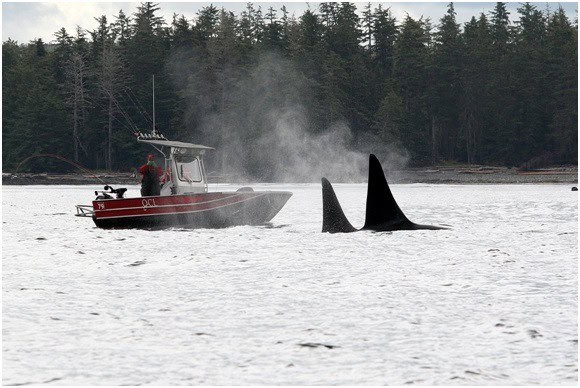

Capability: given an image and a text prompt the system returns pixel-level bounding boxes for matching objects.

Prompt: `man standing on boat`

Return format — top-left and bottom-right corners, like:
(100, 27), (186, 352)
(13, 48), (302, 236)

(139, 154), (163, 196)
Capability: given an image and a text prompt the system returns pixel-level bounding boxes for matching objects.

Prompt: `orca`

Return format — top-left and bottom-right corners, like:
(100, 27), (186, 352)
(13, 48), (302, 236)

(322, 154), (447, 233)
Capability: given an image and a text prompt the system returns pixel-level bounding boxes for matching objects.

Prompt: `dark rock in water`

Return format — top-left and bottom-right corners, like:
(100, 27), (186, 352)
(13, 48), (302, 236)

(127, 260), (146, 267)
(42, 378), (63, 384)
(572, 187), (578, 191)
(528, 329), (543, 338)
(89, 312), (99, 315)
(36, 237), (46, 240)
(298, 342), (340, 349)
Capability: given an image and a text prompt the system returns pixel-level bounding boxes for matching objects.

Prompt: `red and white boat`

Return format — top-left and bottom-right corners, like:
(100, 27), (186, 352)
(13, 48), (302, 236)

(76, 135), (292, 229)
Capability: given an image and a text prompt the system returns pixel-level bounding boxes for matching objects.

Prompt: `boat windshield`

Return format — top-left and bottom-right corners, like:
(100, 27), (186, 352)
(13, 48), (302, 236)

(175, 155), (202, 182)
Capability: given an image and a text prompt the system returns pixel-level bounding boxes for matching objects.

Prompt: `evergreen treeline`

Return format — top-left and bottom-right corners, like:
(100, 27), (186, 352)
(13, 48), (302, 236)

(2, 2), (577, 176)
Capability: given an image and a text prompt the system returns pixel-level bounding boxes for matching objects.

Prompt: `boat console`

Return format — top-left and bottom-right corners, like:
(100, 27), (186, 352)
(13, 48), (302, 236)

(137, 138), (214, 196)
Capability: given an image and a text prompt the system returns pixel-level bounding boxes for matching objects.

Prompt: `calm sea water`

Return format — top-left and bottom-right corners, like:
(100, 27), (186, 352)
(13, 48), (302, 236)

(2, 183), (578, 385)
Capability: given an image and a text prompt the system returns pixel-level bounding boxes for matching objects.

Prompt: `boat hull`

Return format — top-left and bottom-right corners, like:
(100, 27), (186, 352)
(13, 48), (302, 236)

(91, 191), (292, 229)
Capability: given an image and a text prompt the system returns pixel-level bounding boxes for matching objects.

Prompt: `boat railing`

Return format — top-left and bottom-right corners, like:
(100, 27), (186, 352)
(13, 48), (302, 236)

(75, 204), (94, 217)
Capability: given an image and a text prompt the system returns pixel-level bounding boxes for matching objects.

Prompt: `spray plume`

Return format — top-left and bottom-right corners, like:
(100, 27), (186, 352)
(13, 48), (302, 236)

(169, 51), (409, 182)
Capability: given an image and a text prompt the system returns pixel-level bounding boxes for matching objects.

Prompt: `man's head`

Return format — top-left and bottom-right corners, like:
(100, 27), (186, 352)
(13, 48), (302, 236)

(147, 154), (155, 161)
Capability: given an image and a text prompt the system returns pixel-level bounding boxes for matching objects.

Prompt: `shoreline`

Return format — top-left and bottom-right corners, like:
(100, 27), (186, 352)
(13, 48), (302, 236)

(2, 167), (578, 186)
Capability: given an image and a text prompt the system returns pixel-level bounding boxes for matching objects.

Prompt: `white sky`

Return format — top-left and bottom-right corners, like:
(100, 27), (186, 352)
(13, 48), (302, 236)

(2, 1), (577, 44)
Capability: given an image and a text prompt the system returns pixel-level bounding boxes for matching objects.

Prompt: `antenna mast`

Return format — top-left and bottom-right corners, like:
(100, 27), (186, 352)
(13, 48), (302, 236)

(134, 74), (166, 141)
(152, 75), (155, 134)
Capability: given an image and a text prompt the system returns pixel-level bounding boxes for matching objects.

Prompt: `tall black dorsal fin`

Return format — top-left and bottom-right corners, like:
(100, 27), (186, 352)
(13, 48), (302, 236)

(321, 177), (357, 233)
(362, 154), (414, 231)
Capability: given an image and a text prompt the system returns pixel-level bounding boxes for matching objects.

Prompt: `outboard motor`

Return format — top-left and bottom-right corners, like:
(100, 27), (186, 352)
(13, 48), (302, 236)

(95, 185), (127, 200)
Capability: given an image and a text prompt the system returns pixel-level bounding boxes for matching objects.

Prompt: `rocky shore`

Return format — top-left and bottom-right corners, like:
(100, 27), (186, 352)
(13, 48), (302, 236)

(393, 165), (578, 184)
(3, 166), (577, 186)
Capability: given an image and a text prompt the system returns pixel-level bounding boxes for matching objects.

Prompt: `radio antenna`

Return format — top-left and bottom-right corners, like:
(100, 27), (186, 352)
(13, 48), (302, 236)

(152, 74), (156, 134)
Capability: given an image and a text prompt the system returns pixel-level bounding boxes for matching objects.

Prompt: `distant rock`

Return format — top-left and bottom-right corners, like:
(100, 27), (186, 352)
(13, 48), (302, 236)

(298, 342), (340, 349)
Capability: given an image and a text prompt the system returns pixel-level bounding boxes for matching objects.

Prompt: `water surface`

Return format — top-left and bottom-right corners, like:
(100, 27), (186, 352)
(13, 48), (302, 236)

(2, 184), (578, 385)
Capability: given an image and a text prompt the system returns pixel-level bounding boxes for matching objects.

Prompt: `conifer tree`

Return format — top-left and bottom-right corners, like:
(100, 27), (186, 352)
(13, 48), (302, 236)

(393, 15), (431, 164)
(546, 6), (578, 163)
(372, 5), (397, 80)
(460, 15), (493, 164)
(487, 2), (514, 164)
(511, 3), (549, 165)
(262, 7), (283, 50)
(431, 3), (463, 161)
(194, 5), (219, 48)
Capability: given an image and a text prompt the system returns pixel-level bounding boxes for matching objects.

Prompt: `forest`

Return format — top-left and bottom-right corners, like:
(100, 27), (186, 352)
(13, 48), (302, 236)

(2, 2), (578, 180)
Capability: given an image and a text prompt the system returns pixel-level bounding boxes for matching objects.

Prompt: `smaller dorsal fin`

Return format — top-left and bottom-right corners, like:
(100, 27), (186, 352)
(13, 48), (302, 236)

(321, 178), (357, 233)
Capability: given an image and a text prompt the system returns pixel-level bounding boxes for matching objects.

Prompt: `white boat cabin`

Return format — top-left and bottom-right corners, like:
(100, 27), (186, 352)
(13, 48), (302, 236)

(138, 138), (214, 196)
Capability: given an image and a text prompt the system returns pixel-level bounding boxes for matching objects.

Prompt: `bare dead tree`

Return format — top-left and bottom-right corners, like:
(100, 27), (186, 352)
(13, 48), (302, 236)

(63, 51), (91, 162)
(98, 42), (126, 170)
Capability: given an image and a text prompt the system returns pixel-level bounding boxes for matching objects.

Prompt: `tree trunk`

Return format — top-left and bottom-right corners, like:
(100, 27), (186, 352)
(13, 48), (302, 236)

(431, 116), (438, 163)
(73, 98), (79, 162)
(107, 97), (113, 170)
